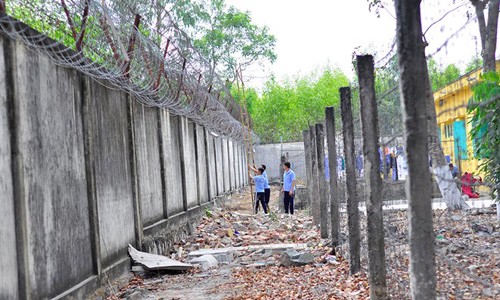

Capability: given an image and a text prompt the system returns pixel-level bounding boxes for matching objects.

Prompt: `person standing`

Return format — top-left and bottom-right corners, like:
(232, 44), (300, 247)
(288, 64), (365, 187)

(250, 164), (271, 210)
(281, 162), (296, 215)
(262, 165), (271, 209)
(249, 166), (268, 214)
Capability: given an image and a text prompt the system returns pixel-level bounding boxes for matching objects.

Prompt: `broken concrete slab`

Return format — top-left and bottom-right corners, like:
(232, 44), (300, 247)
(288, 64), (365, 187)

(189, 254), (219, 271)
(280, 250), (315, 267)
(247, 262), (268, 268)
(128, 244), (193, 271)
(187, 243), (308, 259)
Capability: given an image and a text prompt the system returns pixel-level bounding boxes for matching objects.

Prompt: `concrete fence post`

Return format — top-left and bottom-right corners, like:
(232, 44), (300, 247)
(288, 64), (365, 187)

(302, 130), (313, 209)
(315, 123), (328, 239)
(340, 87), (361, 274)
(357, 55), (388, 299)
(325, 106), (340, 251)
(178, 117), (189, 211)
(309, 125), (320, 224)
(126, 95), (143, 250)
(395, 1), (437, 298)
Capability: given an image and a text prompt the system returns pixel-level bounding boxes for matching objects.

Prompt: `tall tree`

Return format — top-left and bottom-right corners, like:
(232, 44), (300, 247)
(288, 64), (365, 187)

(470, 0), (500, 72)
(105, 0), (277, 81)
(192, 0), (276, 80)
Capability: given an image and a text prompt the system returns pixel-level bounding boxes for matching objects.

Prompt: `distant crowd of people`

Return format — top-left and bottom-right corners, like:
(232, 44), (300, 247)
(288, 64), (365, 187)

(323, 146), (409, 181)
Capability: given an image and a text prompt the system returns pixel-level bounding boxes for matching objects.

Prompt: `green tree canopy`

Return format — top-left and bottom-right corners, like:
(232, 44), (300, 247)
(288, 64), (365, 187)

(248, 67), (349, 143)
(428, 58), (462, 91)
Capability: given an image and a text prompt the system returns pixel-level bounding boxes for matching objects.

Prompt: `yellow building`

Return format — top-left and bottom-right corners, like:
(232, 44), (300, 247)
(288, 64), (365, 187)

(433, 61), (500, 179)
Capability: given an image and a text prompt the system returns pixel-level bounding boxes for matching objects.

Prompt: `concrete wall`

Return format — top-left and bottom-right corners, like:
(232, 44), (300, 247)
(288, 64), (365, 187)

(132, 102), (164, 226)
(254, 142), (307, 181)
(162, 112), (185, 215)
(195, 124), (209, 203)
(214, 137), (225, 196)
(0, 34), (19, 300)
(0, 30), (247, 299)
(206, 129), (218, 199)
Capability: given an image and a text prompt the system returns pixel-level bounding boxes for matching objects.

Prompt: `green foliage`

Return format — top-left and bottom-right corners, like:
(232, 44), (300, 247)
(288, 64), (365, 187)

(465, 56), (483, 74)
(205, 208), (213, 218)
(250, 67), (349, 143)
(7, 1), (76, 49)
(428, 58), (462, 91)
(111, 0), (276, 77)
(468, 71), (500, 193)
(7, 0), (276, 82)
(189, 0), (276, 79)
(231, 86), (258, 115)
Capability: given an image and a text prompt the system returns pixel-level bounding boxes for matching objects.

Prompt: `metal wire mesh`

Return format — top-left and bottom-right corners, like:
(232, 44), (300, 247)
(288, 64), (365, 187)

(0, 0), (249, 141)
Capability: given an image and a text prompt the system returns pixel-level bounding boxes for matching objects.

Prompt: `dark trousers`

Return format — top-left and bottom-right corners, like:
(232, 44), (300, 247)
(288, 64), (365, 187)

(264, 188), (271, 206)
(255, 192), (268, 214)
(283, 192), (294, 214)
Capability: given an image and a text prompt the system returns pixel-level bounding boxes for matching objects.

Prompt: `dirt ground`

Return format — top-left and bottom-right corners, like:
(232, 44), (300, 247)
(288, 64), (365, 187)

(108, 186), (499, 300)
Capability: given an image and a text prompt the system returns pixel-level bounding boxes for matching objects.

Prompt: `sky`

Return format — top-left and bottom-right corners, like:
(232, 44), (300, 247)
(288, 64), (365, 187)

(225, 0), (489, 89)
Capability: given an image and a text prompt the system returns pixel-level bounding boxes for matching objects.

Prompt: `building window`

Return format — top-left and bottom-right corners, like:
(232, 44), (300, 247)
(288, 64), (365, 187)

(444, 123), (453, 138)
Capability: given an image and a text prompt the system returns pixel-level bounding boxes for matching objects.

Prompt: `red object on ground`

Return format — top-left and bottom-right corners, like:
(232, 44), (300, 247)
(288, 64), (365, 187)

(461, 172), (480, 198)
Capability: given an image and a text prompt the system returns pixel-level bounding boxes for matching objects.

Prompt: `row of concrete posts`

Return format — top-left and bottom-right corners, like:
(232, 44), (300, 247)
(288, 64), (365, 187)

(302, 56), (388, 299)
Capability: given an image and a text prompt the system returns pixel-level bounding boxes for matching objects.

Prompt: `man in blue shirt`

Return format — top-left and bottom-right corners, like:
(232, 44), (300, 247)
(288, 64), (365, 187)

(281, 162), (296, 215)
(250, 167), (268, 214)
(250, 164), (271, 209)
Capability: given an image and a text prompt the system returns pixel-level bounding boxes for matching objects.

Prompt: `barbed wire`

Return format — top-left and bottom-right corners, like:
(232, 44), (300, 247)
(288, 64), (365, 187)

(0, 0), (251, 141)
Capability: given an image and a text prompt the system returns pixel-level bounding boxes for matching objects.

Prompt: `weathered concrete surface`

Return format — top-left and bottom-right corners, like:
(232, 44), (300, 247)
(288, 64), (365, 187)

(129, 245), (193, 271)
(189, 254), (219, 271)
(14, 44), (94, 297)
(160, 112), (184, 215)
(215, 138), (225, 195)
(236, 142), (241, 188)
(0, 23), (248, 299)
(132, 102), (164, 225)
(196, 124), (209, 203)
(240, 145), (245, 187)
(181, 118), (199, 207)
(254, 142), (306, 181)
(222, 139), (230, 193)
(228, 140), (235, 190)
(206, 130), (218, 199)
(85, 78), (135, 268)
(294, 186), (309, 210)
(242, 145), (248, 185)
(0, 35), (19, 300)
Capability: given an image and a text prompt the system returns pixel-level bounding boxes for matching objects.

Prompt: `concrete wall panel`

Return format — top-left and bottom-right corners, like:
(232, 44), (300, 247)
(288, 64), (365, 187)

(228, 140), (235, 190)
(214, 138), (224, 195)
(0, 35), (19, 300)
(132, 102), (163, 225)
(236, 145), (242, 188)
(181, 118), (198, 208)
(13, 43), (94, 298)
(161, 113), (184, 215)
(255, 142), (306, 181)
(86, 79), (135, 267)
(196, 124), (209, 203)
(205, 130), (217, 199)
(222, 139), (230, 192)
